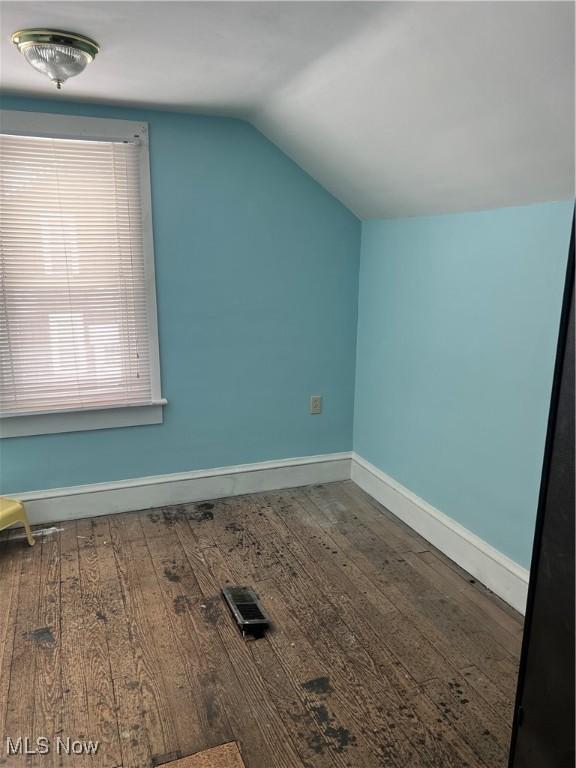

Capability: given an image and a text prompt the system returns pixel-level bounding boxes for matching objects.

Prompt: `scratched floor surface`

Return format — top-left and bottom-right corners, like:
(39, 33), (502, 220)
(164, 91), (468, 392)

(0, 481), (523, 767)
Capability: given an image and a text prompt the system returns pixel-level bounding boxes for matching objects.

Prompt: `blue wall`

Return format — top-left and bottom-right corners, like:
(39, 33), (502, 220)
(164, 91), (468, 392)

(354, 202), (573, 567)
(0, 96), (360, 493)
(1, 97), (571, 569)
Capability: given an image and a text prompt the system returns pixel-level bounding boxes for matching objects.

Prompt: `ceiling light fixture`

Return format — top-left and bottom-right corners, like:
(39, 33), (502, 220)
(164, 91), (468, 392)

(11, 29), (99, 89)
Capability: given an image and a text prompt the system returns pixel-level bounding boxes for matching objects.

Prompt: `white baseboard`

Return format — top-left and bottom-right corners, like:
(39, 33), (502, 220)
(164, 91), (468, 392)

(351, 453), (529, 614)
(14, 452), (352, 526)
(11, 448), (529, 613)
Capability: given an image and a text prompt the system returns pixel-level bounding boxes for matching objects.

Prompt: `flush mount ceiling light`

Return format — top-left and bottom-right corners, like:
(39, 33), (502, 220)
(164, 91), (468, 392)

(11, 29), (99, 89)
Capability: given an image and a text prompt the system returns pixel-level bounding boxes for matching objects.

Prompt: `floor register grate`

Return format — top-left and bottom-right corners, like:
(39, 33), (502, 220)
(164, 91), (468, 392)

(221, 585), (270, 638)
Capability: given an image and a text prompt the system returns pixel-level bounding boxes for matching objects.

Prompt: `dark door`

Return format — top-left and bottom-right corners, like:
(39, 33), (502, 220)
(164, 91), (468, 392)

(508, 215), (575, 768)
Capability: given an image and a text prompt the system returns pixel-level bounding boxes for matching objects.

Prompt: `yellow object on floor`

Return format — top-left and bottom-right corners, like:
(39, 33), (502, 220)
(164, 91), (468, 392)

(0, 497), (34, 546)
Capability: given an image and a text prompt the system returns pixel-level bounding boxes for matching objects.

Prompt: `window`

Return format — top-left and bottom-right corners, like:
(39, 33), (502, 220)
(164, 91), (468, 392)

(0, 111), (165, 438)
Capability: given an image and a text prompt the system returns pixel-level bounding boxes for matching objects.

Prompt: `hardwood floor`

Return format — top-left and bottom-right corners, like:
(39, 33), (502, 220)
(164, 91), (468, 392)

(0, 481), (523, 768)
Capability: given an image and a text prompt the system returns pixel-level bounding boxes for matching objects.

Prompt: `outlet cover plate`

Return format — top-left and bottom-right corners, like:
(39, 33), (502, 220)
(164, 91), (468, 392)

(310, 395), (322, 414)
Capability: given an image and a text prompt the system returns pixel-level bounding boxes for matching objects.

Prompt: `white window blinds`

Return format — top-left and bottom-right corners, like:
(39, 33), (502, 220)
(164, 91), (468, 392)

(0, 132), (157, 416)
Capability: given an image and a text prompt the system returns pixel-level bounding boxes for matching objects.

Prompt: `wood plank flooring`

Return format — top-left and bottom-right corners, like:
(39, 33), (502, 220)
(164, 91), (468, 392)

(0, 481), (523, 768)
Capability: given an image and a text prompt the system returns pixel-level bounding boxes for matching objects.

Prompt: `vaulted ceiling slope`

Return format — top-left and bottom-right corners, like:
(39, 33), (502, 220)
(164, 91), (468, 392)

(1, 1), (574, 218)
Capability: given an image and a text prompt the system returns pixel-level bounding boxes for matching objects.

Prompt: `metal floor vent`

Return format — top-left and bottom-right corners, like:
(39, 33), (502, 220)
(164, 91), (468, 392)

(222, 586), (270, 638)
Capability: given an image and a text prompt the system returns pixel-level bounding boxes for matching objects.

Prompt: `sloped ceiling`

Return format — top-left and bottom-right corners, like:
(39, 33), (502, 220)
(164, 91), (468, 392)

(1, 1), (573, 218)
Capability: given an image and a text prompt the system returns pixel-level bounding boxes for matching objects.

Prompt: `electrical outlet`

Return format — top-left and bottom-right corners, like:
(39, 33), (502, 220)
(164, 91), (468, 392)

(310, 395), (322, 415)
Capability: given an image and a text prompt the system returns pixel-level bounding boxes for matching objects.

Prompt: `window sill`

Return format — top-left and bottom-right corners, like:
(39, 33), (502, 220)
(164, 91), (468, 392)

(0, 401), (166, 438)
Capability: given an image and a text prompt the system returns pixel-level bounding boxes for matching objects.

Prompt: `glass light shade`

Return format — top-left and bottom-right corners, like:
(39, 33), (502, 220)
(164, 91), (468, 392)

(21, 42), (92, 87)
(12, 30), (99, 89)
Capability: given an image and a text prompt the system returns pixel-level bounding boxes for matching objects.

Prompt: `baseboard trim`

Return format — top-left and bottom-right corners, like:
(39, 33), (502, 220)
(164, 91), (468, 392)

(351, 453), (529, 614)
(12, 448), (529, 613)
(15, 452), (352, 526)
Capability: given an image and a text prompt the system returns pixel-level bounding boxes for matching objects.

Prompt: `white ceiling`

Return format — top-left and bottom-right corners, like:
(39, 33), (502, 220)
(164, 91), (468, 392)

(1, 1), (574, 218)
